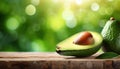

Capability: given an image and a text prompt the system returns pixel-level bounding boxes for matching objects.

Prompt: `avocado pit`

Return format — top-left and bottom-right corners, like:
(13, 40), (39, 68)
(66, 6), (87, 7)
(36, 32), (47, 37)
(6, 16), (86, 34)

(73, 31), (94, 45)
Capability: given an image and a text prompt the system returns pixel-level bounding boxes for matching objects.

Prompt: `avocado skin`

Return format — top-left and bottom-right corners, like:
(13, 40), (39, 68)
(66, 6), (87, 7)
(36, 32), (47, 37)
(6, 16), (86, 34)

(56, 45), (101, 57)
(101, 19), (120, 54)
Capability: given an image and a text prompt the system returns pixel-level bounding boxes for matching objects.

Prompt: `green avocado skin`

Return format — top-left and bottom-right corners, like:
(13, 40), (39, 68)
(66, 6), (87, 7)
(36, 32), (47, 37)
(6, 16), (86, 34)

(57, 45), (101, 57)
(101, 19), (120, 54)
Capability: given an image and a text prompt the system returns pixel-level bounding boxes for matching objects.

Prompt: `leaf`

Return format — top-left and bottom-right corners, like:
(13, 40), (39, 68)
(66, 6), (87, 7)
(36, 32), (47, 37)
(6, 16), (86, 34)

(96, 52), (119, 59)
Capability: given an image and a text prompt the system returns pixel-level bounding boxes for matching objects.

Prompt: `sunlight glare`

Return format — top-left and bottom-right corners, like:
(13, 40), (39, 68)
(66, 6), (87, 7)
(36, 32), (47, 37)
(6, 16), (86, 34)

(75, 0), (82, 5)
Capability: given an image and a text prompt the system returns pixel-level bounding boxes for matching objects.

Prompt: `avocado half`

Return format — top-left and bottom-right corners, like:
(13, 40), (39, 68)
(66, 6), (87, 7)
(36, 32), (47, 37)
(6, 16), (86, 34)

(56, 31), (103, 57)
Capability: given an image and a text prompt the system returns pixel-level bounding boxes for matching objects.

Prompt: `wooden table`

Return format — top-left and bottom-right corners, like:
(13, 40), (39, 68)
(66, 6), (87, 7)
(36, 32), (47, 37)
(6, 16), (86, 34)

(0, 52), (120, 69)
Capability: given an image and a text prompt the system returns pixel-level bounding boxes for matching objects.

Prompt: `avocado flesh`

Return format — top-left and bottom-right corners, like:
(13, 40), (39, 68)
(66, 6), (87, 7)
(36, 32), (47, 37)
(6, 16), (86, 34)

(56, 31), (103, 57)
(101, 19), (120, 54)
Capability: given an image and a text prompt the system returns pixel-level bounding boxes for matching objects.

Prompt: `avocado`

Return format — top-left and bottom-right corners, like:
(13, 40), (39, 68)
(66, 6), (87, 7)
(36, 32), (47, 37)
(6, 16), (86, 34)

(96, 52), (119, 59)
(56, 31), (103, 57)
(101, 17), (120, 54)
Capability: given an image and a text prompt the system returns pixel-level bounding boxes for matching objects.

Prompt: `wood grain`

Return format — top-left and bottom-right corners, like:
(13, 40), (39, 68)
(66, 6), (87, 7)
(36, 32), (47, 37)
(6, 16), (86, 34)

(0, 52), (120, 69)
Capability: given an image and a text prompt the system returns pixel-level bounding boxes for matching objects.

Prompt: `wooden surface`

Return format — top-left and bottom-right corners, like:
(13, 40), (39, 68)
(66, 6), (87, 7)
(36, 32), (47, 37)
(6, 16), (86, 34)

(0, 52), (120, 69)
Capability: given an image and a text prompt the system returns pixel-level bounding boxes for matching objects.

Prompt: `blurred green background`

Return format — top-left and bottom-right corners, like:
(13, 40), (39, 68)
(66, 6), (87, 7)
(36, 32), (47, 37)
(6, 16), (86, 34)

(0, 0), (120, 52)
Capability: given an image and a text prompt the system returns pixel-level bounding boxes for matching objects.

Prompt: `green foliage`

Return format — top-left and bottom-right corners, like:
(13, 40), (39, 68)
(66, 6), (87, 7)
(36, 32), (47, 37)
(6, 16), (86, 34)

(0, 0), (120, 52)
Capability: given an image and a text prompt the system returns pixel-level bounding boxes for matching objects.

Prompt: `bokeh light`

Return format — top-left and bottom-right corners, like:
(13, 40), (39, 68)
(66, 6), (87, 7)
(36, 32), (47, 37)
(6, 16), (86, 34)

(31, 39), (45, 51)
(66, 17), (77, 28)
(31, 0), (40, 6)
(62, 10), (77, 28)
(62, 10), (74, 21)
(25, 4), (36, 16)
(6, 17), (20, 30)
(91, 2), (100, 11)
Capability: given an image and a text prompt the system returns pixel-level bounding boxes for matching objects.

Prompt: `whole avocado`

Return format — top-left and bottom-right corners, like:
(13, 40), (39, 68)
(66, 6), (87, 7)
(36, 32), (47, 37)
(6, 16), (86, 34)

(101, 17), (120, 54)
